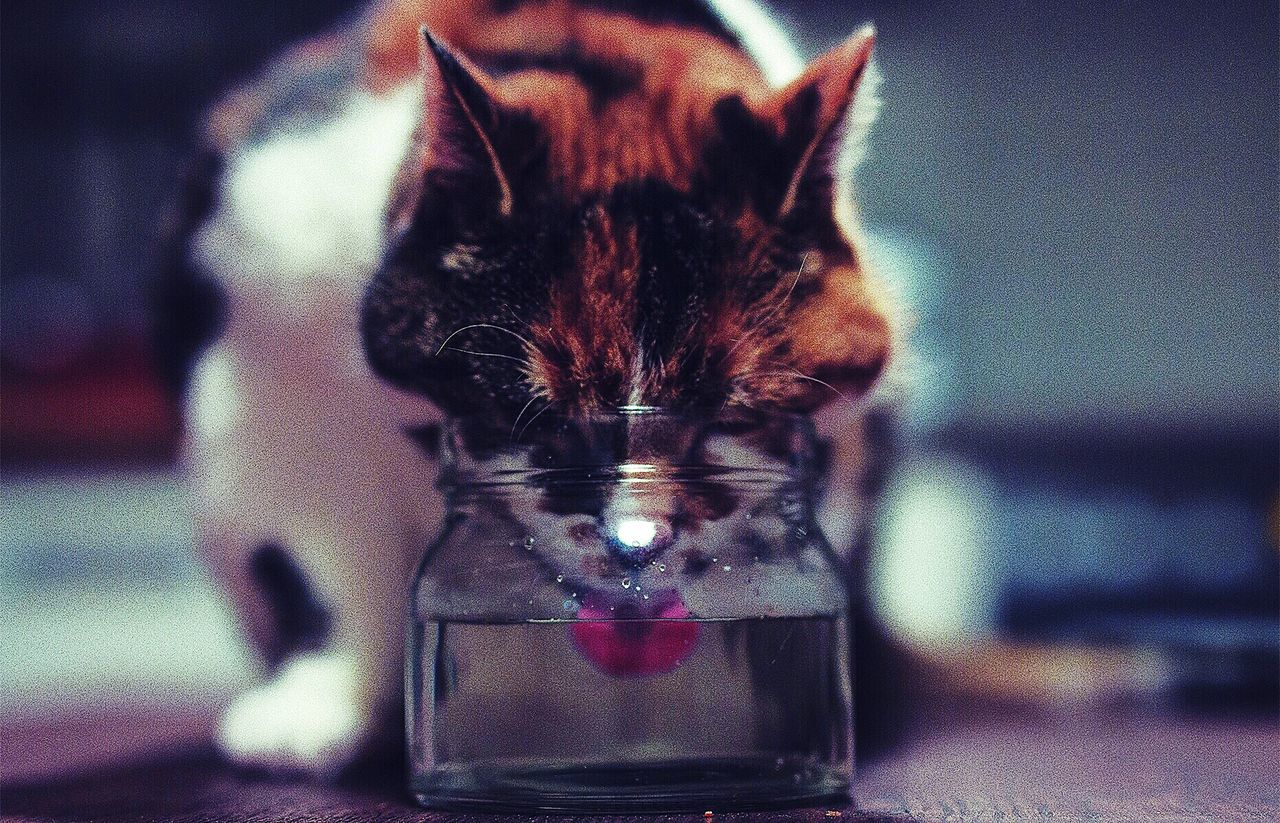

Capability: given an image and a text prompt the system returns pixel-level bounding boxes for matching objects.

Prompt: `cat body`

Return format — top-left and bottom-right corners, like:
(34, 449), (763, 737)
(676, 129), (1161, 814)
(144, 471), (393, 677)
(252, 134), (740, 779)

(161, 0), (894, 775)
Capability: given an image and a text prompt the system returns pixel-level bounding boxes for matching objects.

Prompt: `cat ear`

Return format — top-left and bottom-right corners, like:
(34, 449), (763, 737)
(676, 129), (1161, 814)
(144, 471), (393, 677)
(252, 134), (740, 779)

(420, 30), (518, 216)
(752, 26), (877, 219)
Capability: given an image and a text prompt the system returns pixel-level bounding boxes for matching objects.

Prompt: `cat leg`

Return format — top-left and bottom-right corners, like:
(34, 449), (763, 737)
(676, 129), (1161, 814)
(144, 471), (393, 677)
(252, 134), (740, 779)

(207, 535), (369, 775)
(186, 340), (437, 775)
(214, 492), (422, 776)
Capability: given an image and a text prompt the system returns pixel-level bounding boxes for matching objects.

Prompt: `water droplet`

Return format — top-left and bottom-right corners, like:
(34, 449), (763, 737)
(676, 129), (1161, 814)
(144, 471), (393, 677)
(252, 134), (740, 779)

(621, 577), (632, 589)
(555, 574), (564, 583)
(723, 565), (732, 572)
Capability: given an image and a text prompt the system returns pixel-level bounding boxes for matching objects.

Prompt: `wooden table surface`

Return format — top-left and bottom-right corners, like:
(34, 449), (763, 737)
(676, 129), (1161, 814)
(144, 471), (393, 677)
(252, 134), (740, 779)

(4, 708), (1277, 822)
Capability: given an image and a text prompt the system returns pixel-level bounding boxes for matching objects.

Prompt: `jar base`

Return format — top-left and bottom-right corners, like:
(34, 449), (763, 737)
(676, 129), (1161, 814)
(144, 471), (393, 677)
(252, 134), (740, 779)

(410, 757), (850, 813)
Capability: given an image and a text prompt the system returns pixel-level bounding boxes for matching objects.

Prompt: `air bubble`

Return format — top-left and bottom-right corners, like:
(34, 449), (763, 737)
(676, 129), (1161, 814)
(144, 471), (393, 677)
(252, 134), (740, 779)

(658, 563), (667, 572)
(556, 574), (564, 583)
(523, 536), (535, 549)
(723, 565), (732, 571)
(621, 577), (632, 589)
(563, 599), (575, 610)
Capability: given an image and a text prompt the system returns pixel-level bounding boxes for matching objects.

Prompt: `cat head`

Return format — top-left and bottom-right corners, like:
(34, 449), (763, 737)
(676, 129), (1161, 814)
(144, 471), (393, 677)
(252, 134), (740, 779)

(362, 26), (893, 425)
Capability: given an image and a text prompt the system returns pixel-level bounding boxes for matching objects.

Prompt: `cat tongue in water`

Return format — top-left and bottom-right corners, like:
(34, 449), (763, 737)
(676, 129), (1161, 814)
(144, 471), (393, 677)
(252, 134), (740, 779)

(571, 594), (700, 677)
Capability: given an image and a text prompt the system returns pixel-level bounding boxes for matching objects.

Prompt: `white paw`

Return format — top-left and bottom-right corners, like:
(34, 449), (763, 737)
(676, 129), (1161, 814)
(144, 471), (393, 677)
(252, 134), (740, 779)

(217, 652), (370, 777)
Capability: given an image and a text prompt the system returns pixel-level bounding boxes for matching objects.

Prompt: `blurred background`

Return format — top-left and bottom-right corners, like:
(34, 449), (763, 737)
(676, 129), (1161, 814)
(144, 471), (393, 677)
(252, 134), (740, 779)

(3, 0), (1277, 782)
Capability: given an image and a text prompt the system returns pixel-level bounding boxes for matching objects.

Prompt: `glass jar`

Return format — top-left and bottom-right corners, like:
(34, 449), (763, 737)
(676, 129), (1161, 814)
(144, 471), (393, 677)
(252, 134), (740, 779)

(407, 408), (852, 813)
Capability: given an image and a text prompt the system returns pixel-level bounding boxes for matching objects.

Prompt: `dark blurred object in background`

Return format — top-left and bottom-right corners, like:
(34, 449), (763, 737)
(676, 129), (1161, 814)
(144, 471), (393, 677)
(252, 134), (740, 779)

(2, 0), (350, 465)
(2, 0), (1276, 781)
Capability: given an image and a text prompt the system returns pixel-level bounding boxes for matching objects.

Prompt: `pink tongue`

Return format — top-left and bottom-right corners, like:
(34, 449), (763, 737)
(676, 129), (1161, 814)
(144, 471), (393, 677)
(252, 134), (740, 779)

(571, 596), (700, 677)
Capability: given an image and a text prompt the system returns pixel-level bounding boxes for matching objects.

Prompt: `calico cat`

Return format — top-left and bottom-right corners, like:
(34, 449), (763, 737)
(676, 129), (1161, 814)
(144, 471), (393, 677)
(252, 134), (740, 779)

(157, 0), (895, 776)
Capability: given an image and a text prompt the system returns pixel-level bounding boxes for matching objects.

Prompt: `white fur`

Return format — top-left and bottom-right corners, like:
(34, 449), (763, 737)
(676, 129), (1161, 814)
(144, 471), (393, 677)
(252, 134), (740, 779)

(189, 83), (439, 774)
(194, 85), (420, 293)
(707, 0), (805, 85)
(837, 43), (883, 192)
(218, 652), (367, 775)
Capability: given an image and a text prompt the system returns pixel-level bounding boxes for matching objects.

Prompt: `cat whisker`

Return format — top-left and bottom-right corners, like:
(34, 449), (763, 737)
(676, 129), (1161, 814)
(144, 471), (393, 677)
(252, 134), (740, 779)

(779, 252), (811, 307)
(724, 324), (771, 363)
(736, 369), (849, 401)
(436, 323), (535, 355)
(723, 253), (812, 361)
(442, 346), (533, 368)
(510, 393), (544, 442)
(502, 311), (537, 335)
(755, 252), (812, 329)
(786, 371), (848, 401)
(516, 399), (554, 442)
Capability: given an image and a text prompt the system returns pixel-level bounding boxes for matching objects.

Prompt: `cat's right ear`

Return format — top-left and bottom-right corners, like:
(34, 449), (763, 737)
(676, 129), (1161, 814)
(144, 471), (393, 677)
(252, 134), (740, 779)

(703, 27), (875, 223)
(417, 30), (537, 218)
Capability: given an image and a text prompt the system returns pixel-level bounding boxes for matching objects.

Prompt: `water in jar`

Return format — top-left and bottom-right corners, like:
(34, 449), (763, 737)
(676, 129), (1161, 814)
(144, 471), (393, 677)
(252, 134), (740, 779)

(407, 613), (852, 812)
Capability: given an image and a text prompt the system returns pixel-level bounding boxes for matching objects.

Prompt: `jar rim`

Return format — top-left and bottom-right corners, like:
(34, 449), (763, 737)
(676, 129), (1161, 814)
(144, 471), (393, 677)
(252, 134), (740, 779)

(438, 406), (818, 488)
(448, 464), (802, 490)
(444, 405), (813, 422)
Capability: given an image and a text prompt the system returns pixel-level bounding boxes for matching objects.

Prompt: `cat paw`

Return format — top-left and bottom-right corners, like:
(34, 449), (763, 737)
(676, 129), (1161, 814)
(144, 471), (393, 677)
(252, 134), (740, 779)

(217, 652), (370, 777)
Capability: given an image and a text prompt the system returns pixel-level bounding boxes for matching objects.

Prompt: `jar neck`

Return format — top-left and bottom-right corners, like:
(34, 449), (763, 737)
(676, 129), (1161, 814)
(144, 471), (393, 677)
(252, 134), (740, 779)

(435, 408), (820, 492)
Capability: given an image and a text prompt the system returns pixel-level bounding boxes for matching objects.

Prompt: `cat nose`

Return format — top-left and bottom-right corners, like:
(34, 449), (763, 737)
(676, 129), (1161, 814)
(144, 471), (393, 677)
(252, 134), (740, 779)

(604, 516), (676, 568)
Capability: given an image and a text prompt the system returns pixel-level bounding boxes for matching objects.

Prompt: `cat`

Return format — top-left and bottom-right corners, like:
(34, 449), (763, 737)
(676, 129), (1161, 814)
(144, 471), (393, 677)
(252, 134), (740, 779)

(154, 0), (895, 776)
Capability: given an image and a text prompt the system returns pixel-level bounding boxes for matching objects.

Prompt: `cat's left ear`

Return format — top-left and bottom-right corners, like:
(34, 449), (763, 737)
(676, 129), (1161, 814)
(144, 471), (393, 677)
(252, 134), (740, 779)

(750, 26), (877, 219)
(419, 30), (538, 217)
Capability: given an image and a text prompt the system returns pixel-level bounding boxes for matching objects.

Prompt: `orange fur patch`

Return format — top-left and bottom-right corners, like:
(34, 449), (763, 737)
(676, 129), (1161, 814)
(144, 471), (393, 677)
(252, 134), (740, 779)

(368, 0), (768, 197)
